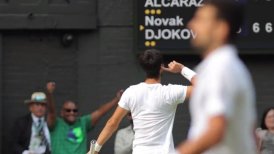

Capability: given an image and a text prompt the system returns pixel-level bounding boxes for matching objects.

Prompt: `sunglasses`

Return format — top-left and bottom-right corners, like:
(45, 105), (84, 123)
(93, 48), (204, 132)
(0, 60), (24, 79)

(64, 109), (78, 113)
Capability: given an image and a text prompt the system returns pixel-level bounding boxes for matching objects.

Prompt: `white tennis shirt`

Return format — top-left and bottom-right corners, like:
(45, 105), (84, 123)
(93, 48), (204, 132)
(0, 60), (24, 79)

(188, 45), (257, 154)
(119, 82), (187, 154)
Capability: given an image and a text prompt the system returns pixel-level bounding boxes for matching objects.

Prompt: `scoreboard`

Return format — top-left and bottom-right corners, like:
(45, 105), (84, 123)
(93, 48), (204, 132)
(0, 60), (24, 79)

(135, 0), (274, 54)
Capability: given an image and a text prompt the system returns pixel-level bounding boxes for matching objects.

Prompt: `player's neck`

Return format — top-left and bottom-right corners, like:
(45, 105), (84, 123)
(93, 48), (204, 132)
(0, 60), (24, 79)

(145, 78), (161, 84)
(203, 41), (227, 58)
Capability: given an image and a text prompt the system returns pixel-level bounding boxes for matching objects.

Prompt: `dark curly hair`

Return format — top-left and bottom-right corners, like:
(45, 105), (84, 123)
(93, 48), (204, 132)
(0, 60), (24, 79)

(139, 49), (163, 79)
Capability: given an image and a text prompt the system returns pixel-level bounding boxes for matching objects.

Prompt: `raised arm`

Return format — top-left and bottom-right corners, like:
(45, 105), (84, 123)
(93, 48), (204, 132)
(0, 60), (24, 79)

(46, 82), (57, 129)
(90, 90), (123, 126)
(162, 60), (196, 98)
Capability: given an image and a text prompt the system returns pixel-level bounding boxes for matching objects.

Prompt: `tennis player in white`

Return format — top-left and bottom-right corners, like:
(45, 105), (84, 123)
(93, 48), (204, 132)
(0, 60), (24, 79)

(91, 49), (196, 154)
(177, 0), (257, 154)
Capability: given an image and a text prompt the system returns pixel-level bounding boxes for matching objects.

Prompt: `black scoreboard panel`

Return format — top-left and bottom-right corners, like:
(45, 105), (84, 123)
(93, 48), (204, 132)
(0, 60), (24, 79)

(241, 0), (274, 49)
(135, 0), (274, 54)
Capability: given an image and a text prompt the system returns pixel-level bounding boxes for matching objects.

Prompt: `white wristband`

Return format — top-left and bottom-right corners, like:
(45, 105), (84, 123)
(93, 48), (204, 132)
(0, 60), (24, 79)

(94, 142), (102, 152)
(181, 67), (196, 81)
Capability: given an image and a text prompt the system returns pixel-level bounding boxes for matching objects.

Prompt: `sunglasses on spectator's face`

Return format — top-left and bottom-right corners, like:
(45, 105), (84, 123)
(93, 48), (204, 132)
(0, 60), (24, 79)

(64, 108), (78, 113)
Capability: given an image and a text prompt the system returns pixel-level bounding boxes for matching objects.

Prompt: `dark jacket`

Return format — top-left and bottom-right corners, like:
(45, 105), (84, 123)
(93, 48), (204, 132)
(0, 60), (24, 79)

(12, 114), (33, 154)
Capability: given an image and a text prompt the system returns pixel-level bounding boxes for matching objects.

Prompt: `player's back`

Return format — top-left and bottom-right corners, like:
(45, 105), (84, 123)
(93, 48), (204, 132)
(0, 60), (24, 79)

(118, 82), (187, 154)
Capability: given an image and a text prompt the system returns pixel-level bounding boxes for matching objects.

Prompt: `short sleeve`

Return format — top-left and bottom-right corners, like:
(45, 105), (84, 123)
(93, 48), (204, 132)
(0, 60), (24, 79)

(164, 84), (187, 105)
(203, 68), (234, 117)
(118, 88), (131, 111)
(80, 114), (92, 131)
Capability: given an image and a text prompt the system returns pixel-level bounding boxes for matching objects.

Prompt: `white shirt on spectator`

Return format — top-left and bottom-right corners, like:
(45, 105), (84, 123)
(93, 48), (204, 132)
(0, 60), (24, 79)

(23, 114), (51, 154)
(114, 125), (134, 154)
(119, 82), (187, 154)
(188, 45), (256, 154)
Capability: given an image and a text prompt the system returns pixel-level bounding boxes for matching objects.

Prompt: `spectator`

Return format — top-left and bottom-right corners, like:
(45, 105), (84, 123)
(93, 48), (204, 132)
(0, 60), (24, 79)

(114, 113), (134, 154)
(256, 107), (274, 154)
(47, 82), (123, 154)
(12, 82), (54, 154)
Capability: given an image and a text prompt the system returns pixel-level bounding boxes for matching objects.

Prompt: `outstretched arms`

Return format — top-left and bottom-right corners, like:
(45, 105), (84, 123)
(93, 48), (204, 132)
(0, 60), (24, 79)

(90, 90), (123, 126)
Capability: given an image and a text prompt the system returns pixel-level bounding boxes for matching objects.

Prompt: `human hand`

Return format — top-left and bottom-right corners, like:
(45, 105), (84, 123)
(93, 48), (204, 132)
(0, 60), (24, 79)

(116, 90), (124, 100)
(162, 60), (184, 74)
(46, 82), (56, 94)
